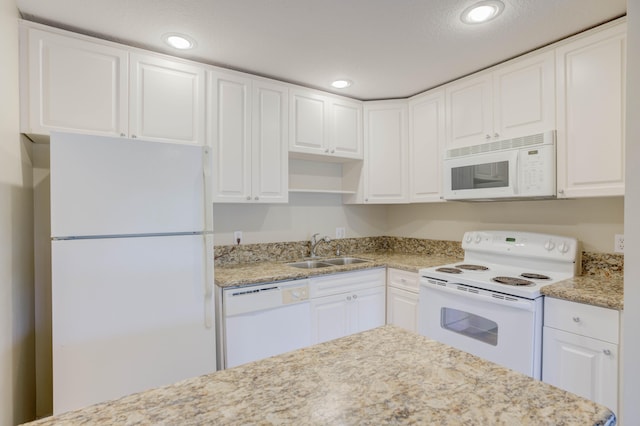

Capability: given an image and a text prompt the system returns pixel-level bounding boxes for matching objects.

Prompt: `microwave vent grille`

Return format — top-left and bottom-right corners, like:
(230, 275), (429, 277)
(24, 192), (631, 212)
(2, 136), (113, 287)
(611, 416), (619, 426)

(446, 132), (547, 159)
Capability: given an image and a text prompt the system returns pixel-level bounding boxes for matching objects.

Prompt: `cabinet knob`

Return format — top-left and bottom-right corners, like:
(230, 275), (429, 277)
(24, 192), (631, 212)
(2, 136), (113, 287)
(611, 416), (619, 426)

(558, 189), (565, 195)
(346, 295), (352, 301)
(352, 294), (357, 300)
(120, 133), (126, 137)
(572, 316), (580, 323)
(132, 134), (137, 139)
(603, 349), (612, 356)
(254, 196), (259, 201)
(325, 148), (330, 153)
(364, 198), (369, 202)
(485, 134), (491, 139)
(493, 133), (499, 138)
(330, 149), (335, 154)
(246, 196), (251, 201)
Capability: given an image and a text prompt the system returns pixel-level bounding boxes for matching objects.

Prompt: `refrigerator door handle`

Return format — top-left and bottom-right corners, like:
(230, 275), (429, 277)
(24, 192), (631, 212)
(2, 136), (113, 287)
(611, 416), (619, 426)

(203, 146), (214, 329)
(204, 233), (214, 329)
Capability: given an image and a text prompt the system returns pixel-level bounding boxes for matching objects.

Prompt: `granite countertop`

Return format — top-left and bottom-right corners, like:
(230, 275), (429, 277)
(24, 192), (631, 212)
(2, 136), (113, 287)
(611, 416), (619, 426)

(541, 274), (624, 310)
(26, 326), (615, 425)
(215, 251), (624, 310)
(214, 252), (461, 288)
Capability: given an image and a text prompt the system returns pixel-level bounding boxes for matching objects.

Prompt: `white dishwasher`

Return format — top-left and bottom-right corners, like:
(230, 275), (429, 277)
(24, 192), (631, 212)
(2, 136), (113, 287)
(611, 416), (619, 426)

(222, 279), (311, 368)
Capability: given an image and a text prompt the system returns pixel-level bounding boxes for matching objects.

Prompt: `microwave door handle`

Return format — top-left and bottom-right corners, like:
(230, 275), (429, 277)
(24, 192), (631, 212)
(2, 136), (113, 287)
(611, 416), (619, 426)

(512, 152), (519, 195)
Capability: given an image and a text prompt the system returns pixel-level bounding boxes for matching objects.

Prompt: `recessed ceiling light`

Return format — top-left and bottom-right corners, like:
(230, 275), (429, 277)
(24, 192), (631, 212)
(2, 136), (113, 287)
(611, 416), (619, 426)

(331, 79), (352, 89)
(461, 1), (504, 24)
(162, 33), (196, 50)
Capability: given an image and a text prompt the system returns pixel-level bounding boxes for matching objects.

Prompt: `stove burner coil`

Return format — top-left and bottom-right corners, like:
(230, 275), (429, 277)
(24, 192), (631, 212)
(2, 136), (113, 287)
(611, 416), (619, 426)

(520, 273), (550, 280)
(456, 264), (489, 271)
(435, 267), (463, 274)
(492, 276), (534, 286)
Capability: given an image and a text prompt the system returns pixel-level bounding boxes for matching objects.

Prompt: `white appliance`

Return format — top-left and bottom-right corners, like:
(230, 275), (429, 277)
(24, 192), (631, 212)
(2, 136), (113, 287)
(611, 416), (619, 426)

(222, 280), (312, 368)
(50, 132), (215, 414)
(418, 231), (579, 379)
(443, 131), (556, 201)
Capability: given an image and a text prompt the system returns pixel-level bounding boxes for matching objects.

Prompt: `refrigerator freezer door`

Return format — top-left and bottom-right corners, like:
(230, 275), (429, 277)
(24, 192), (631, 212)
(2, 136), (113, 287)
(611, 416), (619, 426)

(50, 132), (207, 238)
(52, 235), (215, 414)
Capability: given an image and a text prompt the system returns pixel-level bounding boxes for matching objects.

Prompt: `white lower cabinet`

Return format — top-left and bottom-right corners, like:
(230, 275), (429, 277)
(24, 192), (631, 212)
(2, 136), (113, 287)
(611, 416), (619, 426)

(542, 297), (619, 414)
(310, 268), (386, 344)
(386, 268), (419, 332)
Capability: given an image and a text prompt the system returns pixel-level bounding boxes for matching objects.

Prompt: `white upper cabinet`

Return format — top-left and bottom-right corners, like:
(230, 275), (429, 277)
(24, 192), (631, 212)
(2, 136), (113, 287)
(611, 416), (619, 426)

(209, 70), (288, 203)
(408, 89), (445, 203)
(555, 22), (626, 198)
(21, 23), (206, 145)
(445, 50), (555, 149)
(289, 88), (363, 160)
(22, 26), (129, 141)
(362, 101), (409, 204)
(129, 53), (205, 145)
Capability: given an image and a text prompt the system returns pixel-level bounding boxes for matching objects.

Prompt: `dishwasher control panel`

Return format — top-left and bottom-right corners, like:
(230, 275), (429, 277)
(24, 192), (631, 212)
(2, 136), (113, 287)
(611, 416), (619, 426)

(282, 285), (309, 304)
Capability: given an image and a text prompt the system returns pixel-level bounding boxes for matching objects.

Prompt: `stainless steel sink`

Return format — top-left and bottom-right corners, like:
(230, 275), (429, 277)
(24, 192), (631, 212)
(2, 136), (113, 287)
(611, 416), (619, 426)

(322, 257), (371, 266)
(286, 260), (334, 269)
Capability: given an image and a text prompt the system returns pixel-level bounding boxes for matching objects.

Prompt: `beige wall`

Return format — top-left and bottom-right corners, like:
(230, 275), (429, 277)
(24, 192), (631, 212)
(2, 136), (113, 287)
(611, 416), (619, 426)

(213, 192), (389, 245)
(387, 198), (624, 253)
(0, 0), (36, 424)
(215, 195), (624, 253)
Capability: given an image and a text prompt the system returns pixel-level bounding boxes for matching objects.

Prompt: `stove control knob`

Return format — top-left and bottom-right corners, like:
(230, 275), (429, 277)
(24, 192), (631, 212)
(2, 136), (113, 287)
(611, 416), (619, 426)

(465, 233), (474, 243)
(558, 242), (570, 253)
(475, 234), (482, 243)
(544, 240), (555, 251)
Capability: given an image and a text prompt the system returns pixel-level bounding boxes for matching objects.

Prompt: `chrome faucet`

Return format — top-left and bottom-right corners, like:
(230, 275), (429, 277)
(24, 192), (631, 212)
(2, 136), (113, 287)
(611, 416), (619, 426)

(310, 233), (331, 258)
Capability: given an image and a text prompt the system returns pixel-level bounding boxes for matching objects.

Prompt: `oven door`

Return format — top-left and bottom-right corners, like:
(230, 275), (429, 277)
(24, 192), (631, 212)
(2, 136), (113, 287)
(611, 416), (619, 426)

(443, 149), (518, 200)
(418, 279), (542, 379)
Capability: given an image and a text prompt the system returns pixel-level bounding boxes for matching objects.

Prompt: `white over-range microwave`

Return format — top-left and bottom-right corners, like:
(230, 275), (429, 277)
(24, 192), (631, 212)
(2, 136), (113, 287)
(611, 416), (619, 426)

(443, 131), (556, 201)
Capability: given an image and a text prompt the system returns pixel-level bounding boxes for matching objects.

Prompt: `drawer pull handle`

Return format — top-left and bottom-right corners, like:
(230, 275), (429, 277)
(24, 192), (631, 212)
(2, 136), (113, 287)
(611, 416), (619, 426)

(603, 349), (612, 356)
(572, 316), (580, 323)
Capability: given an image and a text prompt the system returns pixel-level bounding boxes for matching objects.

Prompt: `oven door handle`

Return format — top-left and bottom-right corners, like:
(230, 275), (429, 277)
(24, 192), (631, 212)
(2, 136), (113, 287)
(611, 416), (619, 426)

(422, 281), (537, 312)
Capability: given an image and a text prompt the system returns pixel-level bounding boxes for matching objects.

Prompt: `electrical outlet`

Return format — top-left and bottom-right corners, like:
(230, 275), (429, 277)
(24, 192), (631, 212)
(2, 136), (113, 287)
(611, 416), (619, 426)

(234, 231), (243, 245)
(335, 227), (346, 239)
(614, 234), (624, 253)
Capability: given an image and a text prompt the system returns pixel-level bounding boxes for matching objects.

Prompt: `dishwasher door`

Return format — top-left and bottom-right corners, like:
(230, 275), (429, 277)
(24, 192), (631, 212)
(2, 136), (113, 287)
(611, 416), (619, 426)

(223, 280), (311, 368)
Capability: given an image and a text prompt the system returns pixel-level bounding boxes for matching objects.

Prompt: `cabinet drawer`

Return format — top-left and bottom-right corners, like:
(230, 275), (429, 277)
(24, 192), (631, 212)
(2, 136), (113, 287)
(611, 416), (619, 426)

(310, 268), (385, 298)
(544, 297), (619, 343)
(387, 268), (419, 293)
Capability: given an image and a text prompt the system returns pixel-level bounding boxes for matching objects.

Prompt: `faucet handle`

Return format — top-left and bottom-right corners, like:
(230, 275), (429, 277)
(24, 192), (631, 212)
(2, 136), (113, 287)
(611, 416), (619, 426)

(311, 233), (320, 243)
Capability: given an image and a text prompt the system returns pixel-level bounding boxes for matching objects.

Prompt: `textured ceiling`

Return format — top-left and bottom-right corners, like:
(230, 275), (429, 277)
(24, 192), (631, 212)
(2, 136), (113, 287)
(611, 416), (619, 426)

(16, 0), (626, 100)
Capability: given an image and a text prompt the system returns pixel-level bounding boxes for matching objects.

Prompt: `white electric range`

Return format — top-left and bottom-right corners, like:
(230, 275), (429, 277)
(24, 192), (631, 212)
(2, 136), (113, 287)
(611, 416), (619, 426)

(418, 230), (580, 379)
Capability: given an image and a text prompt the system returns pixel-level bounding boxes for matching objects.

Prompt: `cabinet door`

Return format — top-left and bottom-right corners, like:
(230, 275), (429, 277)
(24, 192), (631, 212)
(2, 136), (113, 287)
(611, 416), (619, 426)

(209, 71), (252, 202)
(310, 293), (350, 344)
(289, 89), (328, 155)
(130, 53), (205, 145)
(408, 90), (445, 202)
(543, 327), (618, 412)
(251, 80), (289, 203)
(445, 73), (493, 148)
(556, 23), (626, 198)
(352, 286), (385, 334)
(25, 28), (128, 138)
(329, 98), (363, 159)
(363, 101), (409, 203)
(387, 286), (419, 333)
(493, 50), (555, 139)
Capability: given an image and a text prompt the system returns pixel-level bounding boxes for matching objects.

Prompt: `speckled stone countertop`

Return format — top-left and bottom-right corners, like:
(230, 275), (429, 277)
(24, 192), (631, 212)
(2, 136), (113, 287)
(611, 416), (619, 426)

(215, 247), (625, 310)
(214, 253), (461, 288)
(541, 275), (624, 310)
(26, 326), (615, 425)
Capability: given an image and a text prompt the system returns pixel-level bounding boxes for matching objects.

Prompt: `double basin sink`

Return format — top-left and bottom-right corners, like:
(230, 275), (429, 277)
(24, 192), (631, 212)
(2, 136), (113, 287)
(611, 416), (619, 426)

(287, 257), (371, 269)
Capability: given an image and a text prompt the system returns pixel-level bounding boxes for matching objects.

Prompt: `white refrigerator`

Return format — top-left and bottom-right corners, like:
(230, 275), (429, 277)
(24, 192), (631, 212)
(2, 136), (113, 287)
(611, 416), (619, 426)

(50, 132), (215, 414)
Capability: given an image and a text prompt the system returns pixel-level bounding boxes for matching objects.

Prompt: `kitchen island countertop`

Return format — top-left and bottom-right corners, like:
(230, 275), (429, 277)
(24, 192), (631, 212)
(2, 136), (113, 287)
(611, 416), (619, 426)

(25, 325), (615, 425)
